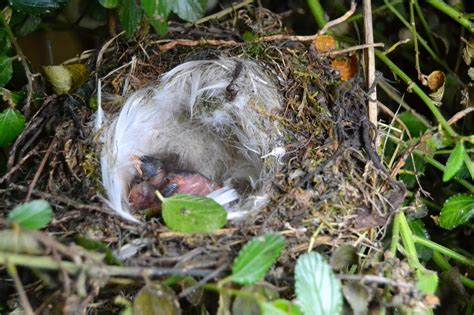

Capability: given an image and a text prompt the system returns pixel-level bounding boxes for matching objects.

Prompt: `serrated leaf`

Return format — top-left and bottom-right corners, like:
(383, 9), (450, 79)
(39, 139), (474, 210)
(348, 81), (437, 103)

(99, 0), (119, 9)
(439, 194), (474, 229)
(0, 107), (25, 147)
(416, 269), (438, 294)
(295, 252), (342, 315)
(9, 0), (67, 15)
(43, 65), (72, 94)
(142, 0), (171, 36)
(118, 0), (142, 38)
(443, 142), (465, 182)
(408, 219), (432, 261)
(133, 282), (181, 315)
(0, 55), (13, 87)
(8, 200), (53, 230)
(161, 194), (227, 233)
(172, 0), (206, 22)
(261, 300), (302, 315)
(230, 234), (284, 285)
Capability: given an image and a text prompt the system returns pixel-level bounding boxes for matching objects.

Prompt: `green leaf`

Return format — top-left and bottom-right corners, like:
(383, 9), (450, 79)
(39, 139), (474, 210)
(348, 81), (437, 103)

(8, 200), (53, 230)
(99, 0), (119, 9)
(230, 234), (284, 285)
(142, 0), (171, 36)
(232, 284), (279, 315)
(0, 55), (13, 87)
(0, 29), (11, 55)
(172, 0), (206, 22)
(0, 108), (25, 147)
(416, 269), (438, 294)
(464, 154), (474, 181)
(329, 245), (358, 271)
(408, 219), (432, 261)
(75, 236), (122, 266)
(118, 0), (142, 38)
(295, 252), (342, 315)
(439, 194), (474, 229)
(9, 0), (67, 15)
(161, 194), (227, 233)
(261, 300), (302, 315)
(443, 142), (465, 182)
(399, 112), (429, 138)
(342, 282), (369, 315)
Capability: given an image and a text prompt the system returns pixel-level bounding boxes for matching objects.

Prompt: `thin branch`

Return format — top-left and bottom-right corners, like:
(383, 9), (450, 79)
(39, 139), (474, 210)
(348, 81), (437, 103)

(363, 0), (378, 127)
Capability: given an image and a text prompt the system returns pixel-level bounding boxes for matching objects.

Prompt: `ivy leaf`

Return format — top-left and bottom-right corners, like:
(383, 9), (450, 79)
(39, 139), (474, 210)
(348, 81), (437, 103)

(172, 0), (206, 22)
(0, 108), (25, 147)
(295, 252), (342, 315)
(99, 0), (119, 9)
(443, 142), (465, 182)
(9, 0), (67, 15)
(0, 55), (13, 87)
(161, 194), (227, 233)
(142, 0), (171, 36)
(118, 0), (142, 38)
(230, 234), (284, 285)
(439, 194), (474, 229)
(8, 200), (53, 230)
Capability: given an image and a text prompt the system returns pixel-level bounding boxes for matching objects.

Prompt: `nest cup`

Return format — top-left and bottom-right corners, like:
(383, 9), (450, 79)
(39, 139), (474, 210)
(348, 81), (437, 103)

(99, 57), (284, 223)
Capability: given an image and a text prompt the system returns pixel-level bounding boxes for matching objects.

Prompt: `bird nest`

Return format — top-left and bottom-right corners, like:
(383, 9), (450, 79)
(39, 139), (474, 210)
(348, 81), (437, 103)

(1, 5), (406, 312)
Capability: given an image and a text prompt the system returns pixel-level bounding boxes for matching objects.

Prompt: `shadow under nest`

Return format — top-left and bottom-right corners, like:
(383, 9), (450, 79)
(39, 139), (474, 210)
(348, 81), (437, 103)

(0, 7), (405, 310)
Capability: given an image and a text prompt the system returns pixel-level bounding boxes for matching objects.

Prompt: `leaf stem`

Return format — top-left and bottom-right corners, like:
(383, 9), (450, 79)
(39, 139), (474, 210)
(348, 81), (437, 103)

(155, 190), (165, 202)
(432, 251), (474, 289)
(375, 50), (457, 138)
(412, 235), (474, 267)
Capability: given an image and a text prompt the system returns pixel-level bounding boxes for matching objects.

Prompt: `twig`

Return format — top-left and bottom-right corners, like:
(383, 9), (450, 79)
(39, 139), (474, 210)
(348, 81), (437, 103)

(321, 43), (384, 56)
(194, 0), (254, 25)
(363, 0), (378, 127)
(319, 1), (357, 35)
(0, 144), (39, 184)
(0, 252), (220, 278)
(447, 106), (474, 125)
(179, 262), (229, 298)
(6, 262), (34, 315)
(25, 139), (57, 202)
(337, 273), (415, 289)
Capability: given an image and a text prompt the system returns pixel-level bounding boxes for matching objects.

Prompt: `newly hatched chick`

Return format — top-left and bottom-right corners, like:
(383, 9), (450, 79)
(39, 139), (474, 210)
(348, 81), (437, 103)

(99, 56), (283, 223)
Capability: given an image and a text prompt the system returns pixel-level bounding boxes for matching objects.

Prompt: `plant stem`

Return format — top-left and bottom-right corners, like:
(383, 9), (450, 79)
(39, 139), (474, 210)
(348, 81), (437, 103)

(307, 0), (328, 29)
(397, 212), (422, 269)
(425, 0), (473, 33)
(413, 235), (474, 267)
(390, 213), (401, 255)
(432, 251), (474, 289)
(409, 0), (422, 81)
(414, 0), (440, 54)
(375, 50), (457, 138)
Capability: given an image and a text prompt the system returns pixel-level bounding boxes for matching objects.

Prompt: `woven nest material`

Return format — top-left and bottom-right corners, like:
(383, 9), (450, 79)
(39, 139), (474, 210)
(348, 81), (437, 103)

(0, 5), (407, 311)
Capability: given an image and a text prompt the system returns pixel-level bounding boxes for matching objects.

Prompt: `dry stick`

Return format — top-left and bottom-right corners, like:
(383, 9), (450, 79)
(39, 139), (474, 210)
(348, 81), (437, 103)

(7, 262), (35, 315)
(321, 43), (384, 56)
(319, 1), (357, 35)
(363, 0), (378, 127)
(447, 106), (474, 126)
(0, 144), (39, 184)
(25, 139), (57, 202)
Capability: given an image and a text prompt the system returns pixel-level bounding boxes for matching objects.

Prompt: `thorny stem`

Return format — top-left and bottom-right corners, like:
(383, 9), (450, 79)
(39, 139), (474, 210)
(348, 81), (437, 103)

(425, 0), (473, 34)
(412, 235), (474, 267)
(307, 0), (328, 29)
(375, 50), (457, 139)
(0, 12), (34, 112)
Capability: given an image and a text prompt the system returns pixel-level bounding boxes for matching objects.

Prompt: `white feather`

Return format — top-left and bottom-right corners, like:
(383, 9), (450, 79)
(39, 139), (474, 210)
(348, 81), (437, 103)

(100, 57), (282, 222)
